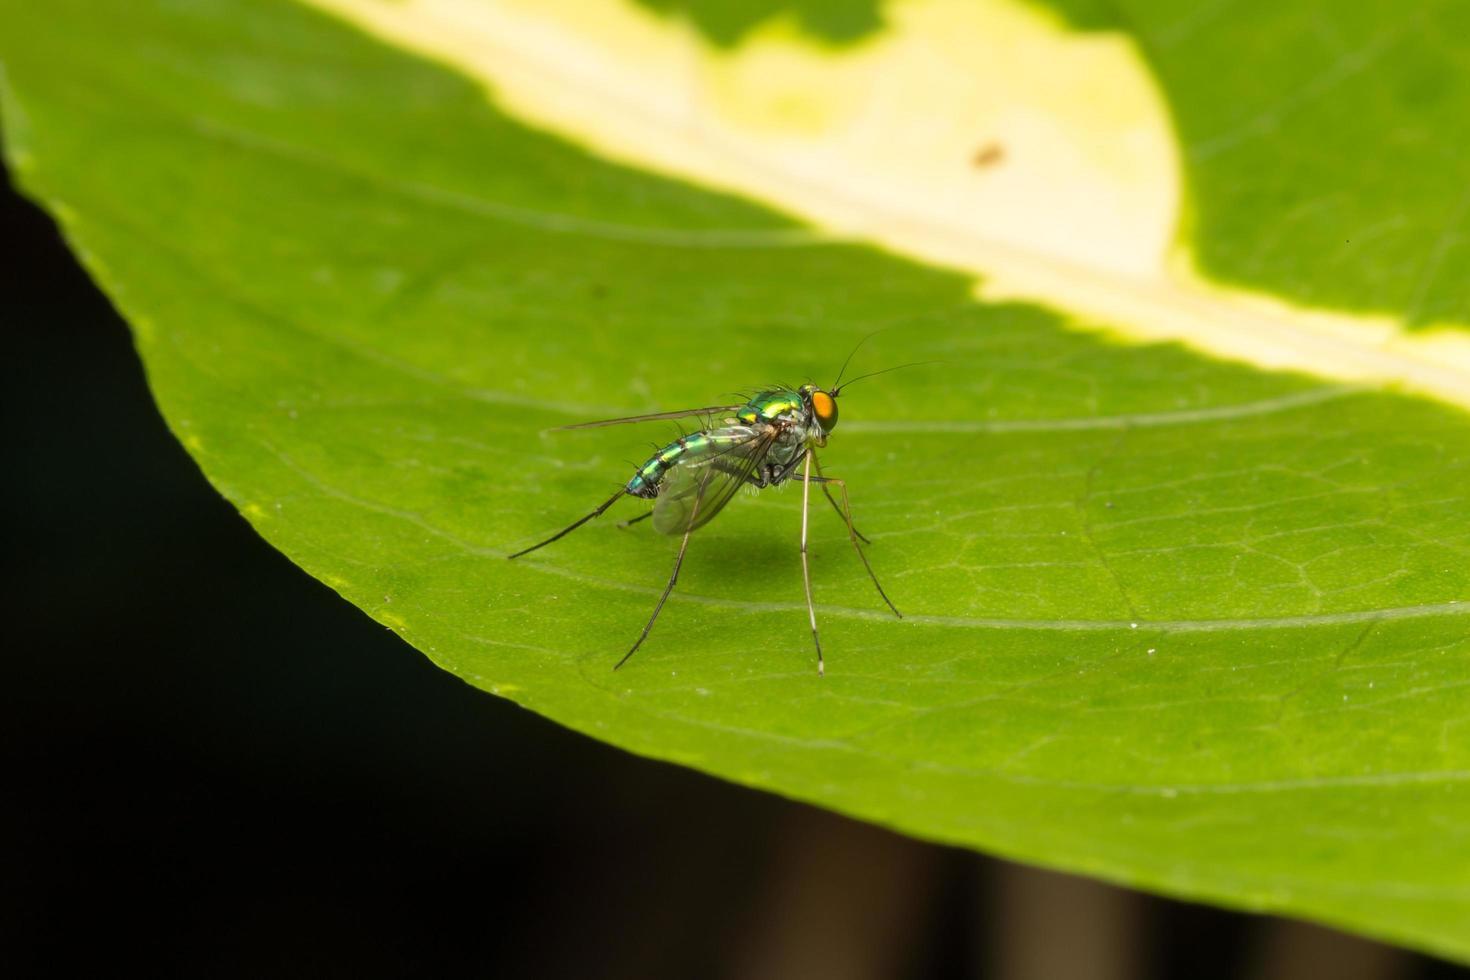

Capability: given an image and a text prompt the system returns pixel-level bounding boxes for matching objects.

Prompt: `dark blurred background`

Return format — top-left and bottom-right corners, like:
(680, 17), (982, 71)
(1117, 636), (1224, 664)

(3, 160), (1465, 979)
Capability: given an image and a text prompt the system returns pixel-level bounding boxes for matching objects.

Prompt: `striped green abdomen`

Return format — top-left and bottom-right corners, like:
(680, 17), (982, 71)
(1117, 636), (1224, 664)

(625, 427), (748, 499)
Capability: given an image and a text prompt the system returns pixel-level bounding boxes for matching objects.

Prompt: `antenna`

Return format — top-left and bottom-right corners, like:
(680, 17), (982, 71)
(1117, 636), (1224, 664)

(834, 359), (943, 394)
(831, 329), (885, 390)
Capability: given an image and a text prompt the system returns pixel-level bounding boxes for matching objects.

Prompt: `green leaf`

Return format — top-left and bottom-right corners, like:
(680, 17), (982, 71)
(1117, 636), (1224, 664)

(5, 0), (1470, 959)
(1034, 0), (1470, 328)
(632, 0), (886, 48)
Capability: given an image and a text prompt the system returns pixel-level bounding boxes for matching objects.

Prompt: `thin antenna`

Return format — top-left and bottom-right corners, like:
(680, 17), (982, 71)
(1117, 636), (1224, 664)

(832, 329), (884, 390)
(834, 359), (943, 394)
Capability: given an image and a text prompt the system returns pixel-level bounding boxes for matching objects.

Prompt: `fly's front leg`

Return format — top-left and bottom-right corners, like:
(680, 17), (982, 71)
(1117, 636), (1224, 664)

(795, 467), (901, 620)
(798, 451), (823, 676)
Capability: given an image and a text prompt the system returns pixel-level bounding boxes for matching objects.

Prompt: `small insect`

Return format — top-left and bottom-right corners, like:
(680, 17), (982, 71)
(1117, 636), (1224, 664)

(508, 345), (926, 675)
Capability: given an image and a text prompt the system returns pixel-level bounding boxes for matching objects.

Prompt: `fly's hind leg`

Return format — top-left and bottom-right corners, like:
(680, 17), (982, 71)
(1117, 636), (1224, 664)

(508, 487), (626, 559)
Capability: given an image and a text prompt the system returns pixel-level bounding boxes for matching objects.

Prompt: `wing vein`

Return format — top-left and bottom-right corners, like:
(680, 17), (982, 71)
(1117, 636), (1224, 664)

(561, 404), (743, 430)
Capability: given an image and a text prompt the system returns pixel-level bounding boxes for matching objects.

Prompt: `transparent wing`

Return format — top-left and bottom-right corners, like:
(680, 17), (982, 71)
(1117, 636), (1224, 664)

(559, 405), (743, 430)
(651, 426), (779, 536)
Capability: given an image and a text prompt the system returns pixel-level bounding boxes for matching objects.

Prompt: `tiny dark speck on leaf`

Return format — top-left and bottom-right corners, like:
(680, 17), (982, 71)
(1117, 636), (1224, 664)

(972, 142), (1005, 168)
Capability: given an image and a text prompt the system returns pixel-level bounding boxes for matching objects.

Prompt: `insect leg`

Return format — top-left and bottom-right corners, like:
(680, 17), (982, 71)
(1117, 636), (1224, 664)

(813, 454), (869, 543)
(507, 488), (625, 559)
(799, 451), (824, 676)
(797, 468), (901, 620)
(618, 510), (654, 529)
(615, 464), (717, 670)
(614, 521), (694, 670)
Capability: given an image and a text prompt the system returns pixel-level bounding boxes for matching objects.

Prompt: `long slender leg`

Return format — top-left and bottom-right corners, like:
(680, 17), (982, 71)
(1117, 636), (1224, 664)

(508, 488), (625, 559)
(799, 451), (824, 676)
(614, 519), (695, 670)
(813, 454), (869, 544)
(615, 466), (715, 670)
(795, 471), (901, 619)
(618, 510), (654, 529)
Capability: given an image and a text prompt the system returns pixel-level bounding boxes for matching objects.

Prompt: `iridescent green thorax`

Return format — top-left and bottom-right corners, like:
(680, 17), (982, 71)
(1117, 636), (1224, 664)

(736, 388), (804, 426)
(740, 387), (828, 450)
(738, 386), (830, 449)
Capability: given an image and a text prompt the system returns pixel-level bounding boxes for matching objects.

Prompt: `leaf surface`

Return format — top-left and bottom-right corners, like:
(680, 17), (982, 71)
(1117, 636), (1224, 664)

(3, 0), (1470, 958)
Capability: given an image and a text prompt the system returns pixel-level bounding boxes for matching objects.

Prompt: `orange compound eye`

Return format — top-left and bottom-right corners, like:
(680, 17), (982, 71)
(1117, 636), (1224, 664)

(811, 390), (838, 430)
